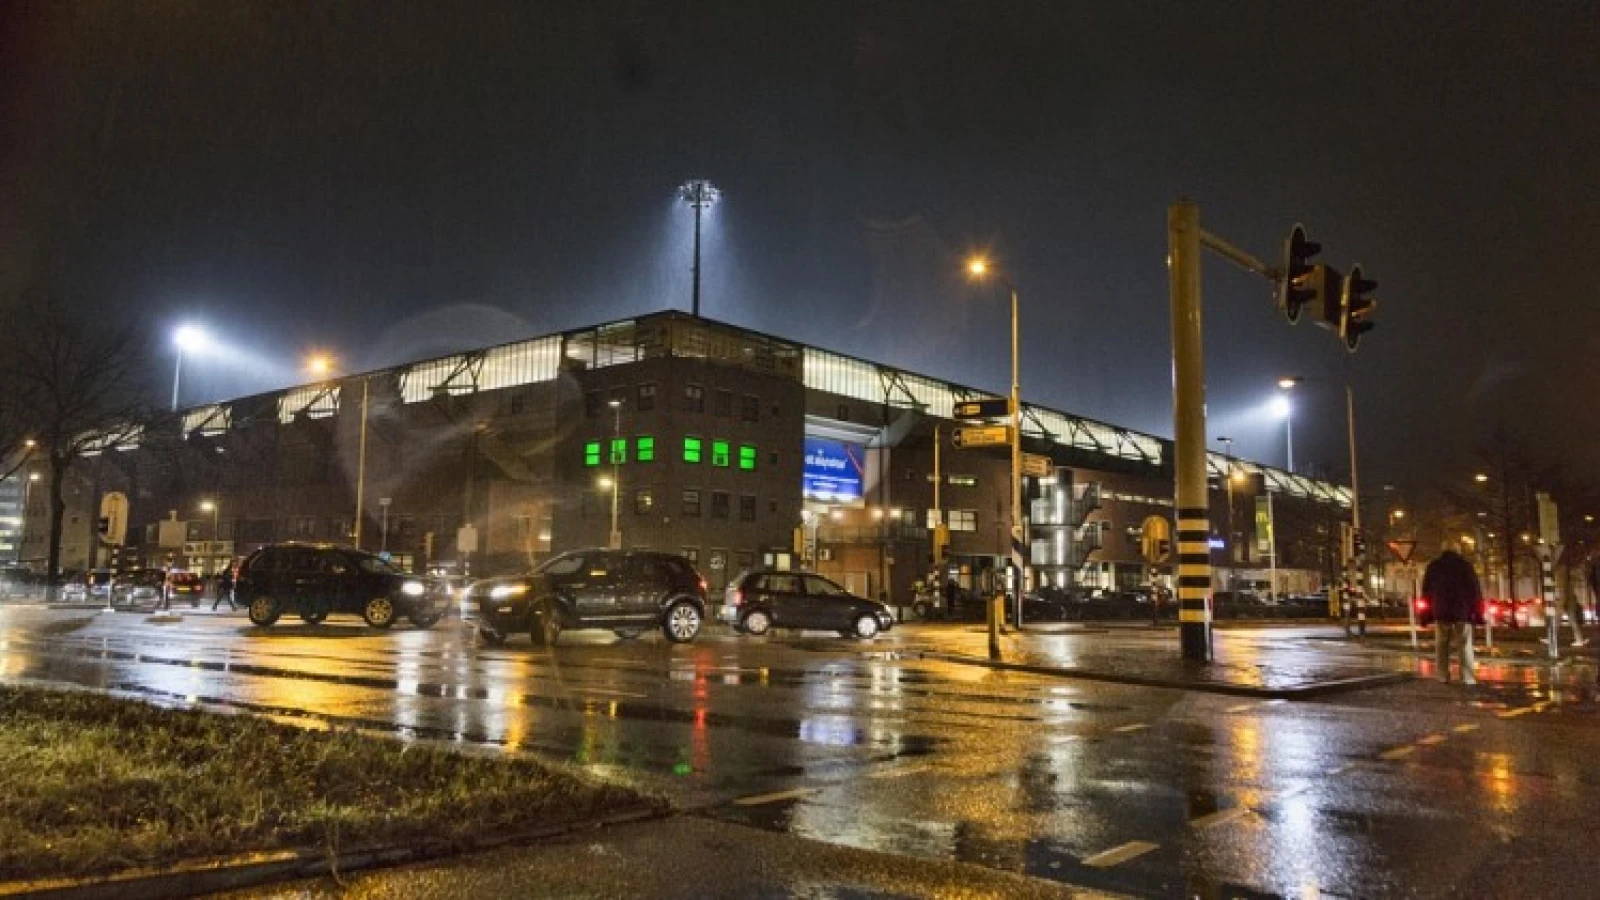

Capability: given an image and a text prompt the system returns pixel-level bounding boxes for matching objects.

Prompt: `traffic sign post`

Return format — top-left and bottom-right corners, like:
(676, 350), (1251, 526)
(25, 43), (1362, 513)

(952, 425), (1010, 449)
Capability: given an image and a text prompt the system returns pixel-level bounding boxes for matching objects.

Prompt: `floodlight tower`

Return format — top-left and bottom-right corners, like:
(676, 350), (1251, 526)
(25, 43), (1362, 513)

(678, 179), (721, 317)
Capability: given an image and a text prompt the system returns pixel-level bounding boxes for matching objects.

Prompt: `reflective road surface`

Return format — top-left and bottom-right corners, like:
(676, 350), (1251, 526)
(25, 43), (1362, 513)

(2, 605), (1596, 898)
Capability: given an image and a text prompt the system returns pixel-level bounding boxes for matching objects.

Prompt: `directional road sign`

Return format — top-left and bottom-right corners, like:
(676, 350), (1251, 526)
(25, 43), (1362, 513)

(953, 399), (1009, 420)
(1021, 452), (1053, 478)
(952, 425), (1010, 449)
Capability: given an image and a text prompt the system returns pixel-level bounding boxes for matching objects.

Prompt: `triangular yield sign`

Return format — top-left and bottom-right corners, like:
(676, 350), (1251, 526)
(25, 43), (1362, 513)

(1388, 539), (1417, 563)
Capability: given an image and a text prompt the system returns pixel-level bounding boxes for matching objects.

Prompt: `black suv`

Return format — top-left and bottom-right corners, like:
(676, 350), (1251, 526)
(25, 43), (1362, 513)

(234, 543), (445, 629)
(721, 569), (894, 638)
(472, 549), (708, 645)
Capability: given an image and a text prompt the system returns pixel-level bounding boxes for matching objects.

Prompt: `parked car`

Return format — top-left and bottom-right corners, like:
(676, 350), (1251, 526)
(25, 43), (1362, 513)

(472, 549), (708, 646)
(165, 570), (205, 606)
(234, 543), (445, 629)
(722, 569), (894, 639)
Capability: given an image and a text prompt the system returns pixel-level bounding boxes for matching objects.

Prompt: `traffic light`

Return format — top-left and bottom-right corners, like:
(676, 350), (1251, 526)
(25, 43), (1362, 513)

(1276, 224), (1322, 324)
(1339, 264), (1377, 351)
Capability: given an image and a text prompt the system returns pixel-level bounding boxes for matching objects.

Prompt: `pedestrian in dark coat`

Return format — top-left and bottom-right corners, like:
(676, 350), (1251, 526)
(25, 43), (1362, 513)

(1422, 547), (1482, 684)
(212, 563), (236, 611)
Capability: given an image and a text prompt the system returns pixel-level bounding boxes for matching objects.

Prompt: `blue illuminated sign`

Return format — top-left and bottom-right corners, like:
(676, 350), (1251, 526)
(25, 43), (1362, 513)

(802, 437), (865, 503)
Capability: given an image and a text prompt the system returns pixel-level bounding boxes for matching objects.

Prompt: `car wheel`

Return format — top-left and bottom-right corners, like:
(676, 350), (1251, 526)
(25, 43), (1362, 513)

(362, 596), (397, 629)
(530, 599), (561, 647)
(247, 596), (280, 627)
(740, 609), (772, 636)
(409, 604), (443, 629)
(852, 613), (881, 639)
(612, 628), (644, 640)
(662, 600), (702, 643)
(299, 609), (328, 624)
(478, 626), (506, 646)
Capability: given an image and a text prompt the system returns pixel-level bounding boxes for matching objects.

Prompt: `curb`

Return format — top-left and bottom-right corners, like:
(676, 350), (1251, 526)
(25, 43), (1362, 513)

(0, 804), (668, 900)
(910, 649), (1413, 700)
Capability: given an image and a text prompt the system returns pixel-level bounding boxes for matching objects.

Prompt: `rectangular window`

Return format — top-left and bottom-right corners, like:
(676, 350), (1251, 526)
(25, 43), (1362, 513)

(714, 389), (734, 417)
(584, 391), (601, 418)
(711, 440), (731, 467)
(683, 383), (705, 412)
(681, 547), (699, 564)
(681, 490), (702, 517)
(739, 494), (756, 521)
(683, 436), (703, 463)
(609, 438), (627, 464)
(710, 491), (730, 520)
(738, 445), (757, 471)
(637, 383), (657, 411)
(634, 489), (653, 515)
(949, 510), (978, 532)
(584, 441), (602, 467)
(836, 403), (849, 422)
(740, 395), (759, 422)
(636, 436), (655, 462)
(926, 509), (943, 528)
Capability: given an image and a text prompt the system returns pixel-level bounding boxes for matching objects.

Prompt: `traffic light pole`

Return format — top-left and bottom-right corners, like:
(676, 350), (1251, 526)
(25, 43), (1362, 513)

(1168, 202), (1213, 661)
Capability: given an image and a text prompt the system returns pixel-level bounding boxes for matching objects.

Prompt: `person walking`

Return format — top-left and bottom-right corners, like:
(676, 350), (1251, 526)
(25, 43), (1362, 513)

(212, 563), (236, 612)
(1422, 542), (1483, 685)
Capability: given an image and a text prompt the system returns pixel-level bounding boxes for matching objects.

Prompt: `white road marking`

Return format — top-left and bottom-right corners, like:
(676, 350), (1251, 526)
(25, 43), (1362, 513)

(733, 788), (818, 806)
(1452, 723), (1480, 734)
(868, 764), (932, 779)
(1112, 723), (1149, 733)
(571, 687), (648, 699)
(1081, 840), (1159, 868)
(1226, 703), (1255, 713)
(1378, 746), (1415, 760)
(1190, 806), (1251, 829)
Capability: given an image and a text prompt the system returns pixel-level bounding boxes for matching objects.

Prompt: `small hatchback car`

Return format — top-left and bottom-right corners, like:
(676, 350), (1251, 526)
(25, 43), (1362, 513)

(721, 569), (894, 638)
(234, 543), (445, 629)
(472, 549), (708, 645)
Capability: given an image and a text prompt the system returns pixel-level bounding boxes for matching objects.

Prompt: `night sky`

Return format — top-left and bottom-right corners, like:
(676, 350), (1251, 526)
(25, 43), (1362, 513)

(3, 2), (1596, 490)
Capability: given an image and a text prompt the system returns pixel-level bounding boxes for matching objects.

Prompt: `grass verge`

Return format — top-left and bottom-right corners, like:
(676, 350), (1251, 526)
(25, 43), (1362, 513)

(0, 684), (660, 882)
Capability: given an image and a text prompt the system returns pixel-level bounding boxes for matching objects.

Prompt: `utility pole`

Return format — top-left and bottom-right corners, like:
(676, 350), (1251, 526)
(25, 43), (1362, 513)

(1008, 283), (1025, 633)
(608, 399), (623, 550)
(353, 376), (370, 549)
(1168, 202), (1213, 661)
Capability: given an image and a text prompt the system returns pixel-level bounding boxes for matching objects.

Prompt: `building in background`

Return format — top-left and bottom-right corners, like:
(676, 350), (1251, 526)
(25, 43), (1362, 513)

(17, 312), (1350, 600)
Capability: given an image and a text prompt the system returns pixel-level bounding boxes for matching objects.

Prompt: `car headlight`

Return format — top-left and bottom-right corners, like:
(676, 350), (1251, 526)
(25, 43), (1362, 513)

(401, 581), (426, 597)
(490, 583), (529, 600)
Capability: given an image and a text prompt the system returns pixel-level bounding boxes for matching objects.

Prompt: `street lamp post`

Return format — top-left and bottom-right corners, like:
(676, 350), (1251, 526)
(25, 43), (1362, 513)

(171, 325), (213, 411)
(1275, 376), (1301, 473)
(966, 257), (1025, 655)
(607, 399), (623, 550)
(678, 180), (721, 317)
(199, 499), (220, 574)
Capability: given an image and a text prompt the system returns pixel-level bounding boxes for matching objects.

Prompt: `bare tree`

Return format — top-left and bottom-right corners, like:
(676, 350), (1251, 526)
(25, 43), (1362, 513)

(0, 289), (152, 593)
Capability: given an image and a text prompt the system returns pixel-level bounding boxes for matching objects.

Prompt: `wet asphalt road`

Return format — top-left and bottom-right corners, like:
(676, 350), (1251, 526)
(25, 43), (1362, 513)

(2, 603), (1597, 899)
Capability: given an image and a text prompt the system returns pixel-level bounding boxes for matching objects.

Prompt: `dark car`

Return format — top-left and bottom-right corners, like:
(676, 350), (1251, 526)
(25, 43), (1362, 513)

(721, 569), (894, 639)
(472, 549), (708, 646)
(165, 570), (205, 607)
(234, 543), (445, 629)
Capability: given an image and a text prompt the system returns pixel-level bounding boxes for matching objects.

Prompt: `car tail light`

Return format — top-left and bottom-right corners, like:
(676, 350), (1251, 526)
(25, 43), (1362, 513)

(731, 589), (744, 607)
(1415, 598), (1429, 612)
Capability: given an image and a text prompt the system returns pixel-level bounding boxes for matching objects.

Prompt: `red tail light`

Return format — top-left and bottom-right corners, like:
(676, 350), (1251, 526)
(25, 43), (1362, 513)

(1415, 598), (1429, 612)
(732, 589), (744, 606)
(699, 577), (708, 593)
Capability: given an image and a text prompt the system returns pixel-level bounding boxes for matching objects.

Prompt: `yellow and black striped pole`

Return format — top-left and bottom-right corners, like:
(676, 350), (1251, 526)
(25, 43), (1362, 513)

(1168, 202), (1214, 661)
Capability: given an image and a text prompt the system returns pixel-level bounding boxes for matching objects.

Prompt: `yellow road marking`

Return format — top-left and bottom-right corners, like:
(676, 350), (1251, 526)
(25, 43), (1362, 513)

(733, 788), (818, 806)
(1190, 807), (1251, 829)
(1226, 703), (1255, 713)
(1378, 746), (1415, 760)
(1081, 840), (1160, 868)
(868, 764), (931, 779)
(1452, 723), (1480, 734)
(1416, 733), (1447, 746)
(1498, 707), (1533, 719)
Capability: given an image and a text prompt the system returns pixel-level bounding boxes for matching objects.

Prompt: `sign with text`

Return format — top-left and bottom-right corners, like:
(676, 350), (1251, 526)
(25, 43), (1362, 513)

(1021, 452), (1054, 478)
(953, 398), (1009, 420)
(802, 437), (865, 504)
(1254, 496), (1273, 555)
(952, 425), (1010, 449)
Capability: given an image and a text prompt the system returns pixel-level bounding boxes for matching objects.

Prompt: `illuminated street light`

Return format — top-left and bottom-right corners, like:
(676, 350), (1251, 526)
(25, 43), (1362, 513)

(965, 253), (1025, 646)
(171, 324), (214, 411)
(678, 179), (721, 317)
(305, 353), (334, 379)
(1274, 377), (1300, 472)
(1474, 473), (1489, 483)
